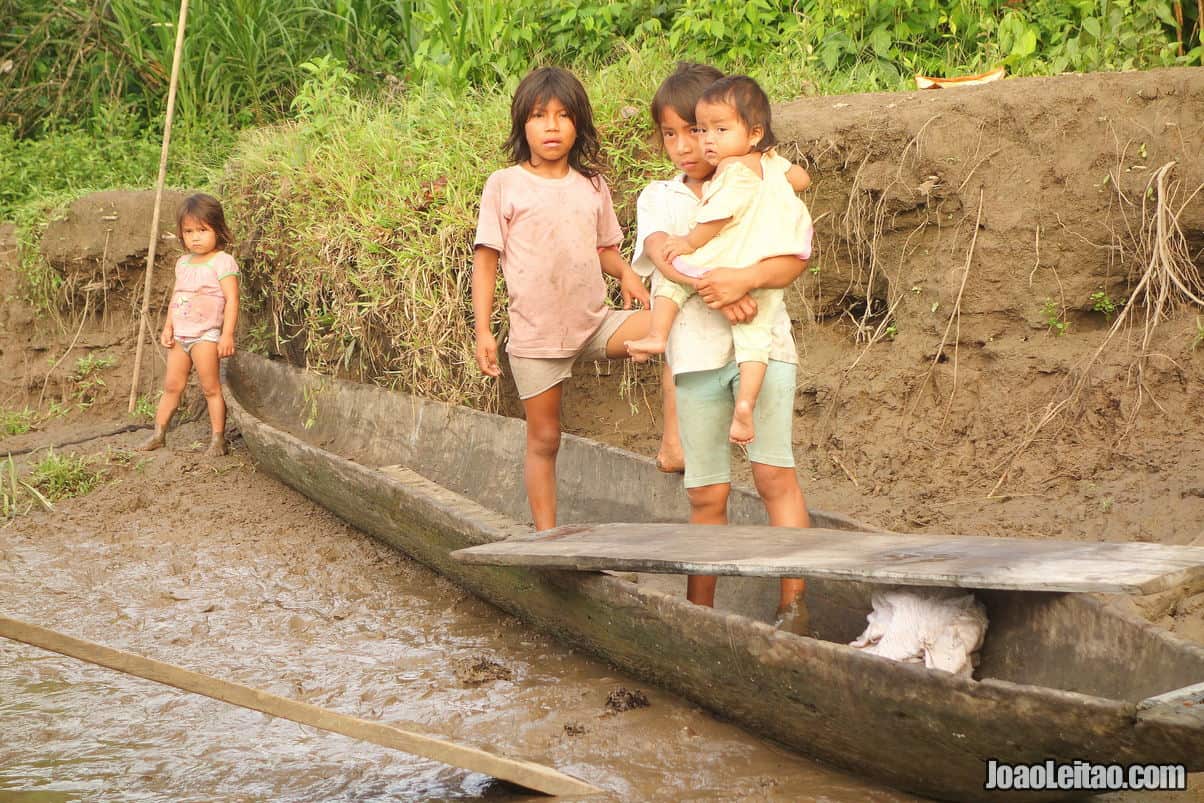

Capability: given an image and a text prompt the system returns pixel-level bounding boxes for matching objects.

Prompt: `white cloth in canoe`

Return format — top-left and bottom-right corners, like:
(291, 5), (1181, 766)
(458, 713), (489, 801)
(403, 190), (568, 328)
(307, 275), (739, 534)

(850, 590), (988, 677)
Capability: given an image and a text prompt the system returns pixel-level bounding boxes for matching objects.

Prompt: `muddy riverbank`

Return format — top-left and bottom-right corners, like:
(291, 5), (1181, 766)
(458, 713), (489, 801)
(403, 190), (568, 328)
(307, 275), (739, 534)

(0, 417), (918, 802)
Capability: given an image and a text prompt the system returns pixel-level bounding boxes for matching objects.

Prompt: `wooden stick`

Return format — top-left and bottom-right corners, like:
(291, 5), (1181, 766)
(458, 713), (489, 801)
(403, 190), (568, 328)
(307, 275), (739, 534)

(0, 615), (601, 797)
(128, 0), (190, 414)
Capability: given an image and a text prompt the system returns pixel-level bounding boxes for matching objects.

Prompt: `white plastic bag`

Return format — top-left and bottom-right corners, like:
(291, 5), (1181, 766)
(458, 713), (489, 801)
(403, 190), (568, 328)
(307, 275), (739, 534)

(850, 589), (988, 677)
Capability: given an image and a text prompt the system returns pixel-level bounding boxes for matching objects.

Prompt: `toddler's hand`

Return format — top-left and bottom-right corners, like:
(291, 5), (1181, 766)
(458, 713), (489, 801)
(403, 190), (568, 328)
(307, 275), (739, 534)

(475, 331), (501, 378)
(218, 334), (235, 359)
(662, 236), (694, 264)
(160, 327), (174, 348)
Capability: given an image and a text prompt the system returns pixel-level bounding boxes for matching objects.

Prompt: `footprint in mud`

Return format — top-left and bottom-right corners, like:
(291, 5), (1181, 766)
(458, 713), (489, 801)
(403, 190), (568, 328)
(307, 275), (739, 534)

(453, 654), (513, 686)
(604, 687), (650, 713)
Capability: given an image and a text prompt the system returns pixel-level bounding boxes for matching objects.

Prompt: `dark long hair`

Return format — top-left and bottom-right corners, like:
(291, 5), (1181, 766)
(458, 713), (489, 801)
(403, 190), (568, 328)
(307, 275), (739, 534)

(650, 61), (724, 128)
(700, 75), (777, 152)
(504, 67), (602, 179)
(176, 193), (232, 249)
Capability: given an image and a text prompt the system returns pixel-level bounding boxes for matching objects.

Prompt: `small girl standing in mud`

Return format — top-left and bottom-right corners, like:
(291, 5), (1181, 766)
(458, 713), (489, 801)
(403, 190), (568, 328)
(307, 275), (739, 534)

(626, 75), (813, 446)
(472, 66), (659, 531)
(138, 193), (239, 456)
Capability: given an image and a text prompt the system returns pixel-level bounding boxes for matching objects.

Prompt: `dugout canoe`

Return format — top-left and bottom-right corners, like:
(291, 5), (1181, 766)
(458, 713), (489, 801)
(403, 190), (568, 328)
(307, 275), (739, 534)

(226, 353), (1204, 801)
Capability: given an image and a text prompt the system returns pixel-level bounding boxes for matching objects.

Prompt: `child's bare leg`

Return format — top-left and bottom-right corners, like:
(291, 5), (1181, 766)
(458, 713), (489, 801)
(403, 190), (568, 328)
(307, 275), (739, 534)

(730, 360), (767, 445)
(138, 346), (191, 451)
(522, 383), (563, 531)
(657, 363), (684, 473)
(190, 342), (227, 456)
(604, 314), (684, 473)
(624, 298), (679, 362)
(752, 463), (811, 633)
(684, 482), (729, 606)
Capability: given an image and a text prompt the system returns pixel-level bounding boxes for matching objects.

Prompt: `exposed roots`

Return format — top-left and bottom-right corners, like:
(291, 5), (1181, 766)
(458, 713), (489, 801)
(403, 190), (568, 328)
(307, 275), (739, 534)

(991, 162), (1204, 496)
(906, 190), (983, 432)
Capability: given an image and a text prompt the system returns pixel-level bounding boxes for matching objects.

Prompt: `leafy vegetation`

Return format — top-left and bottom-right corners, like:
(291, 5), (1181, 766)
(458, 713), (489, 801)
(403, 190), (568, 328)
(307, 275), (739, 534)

(3, 1), (1198, 136)
(1, 407), (36, 436)
(1041, 298), (1070, 336)
(1090, 289), (1123, 319)
(2, 0), (1200, 406)
(26, 450), (103, 501)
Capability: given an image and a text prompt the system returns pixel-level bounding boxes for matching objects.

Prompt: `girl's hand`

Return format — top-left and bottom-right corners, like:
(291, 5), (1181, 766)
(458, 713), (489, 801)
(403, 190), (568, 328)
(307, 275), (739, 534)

(475, 330), (501, 378)
(160, 327), (174, 348)
(662, 236), (694, 264)
(696, 267), (757, 308)
(619, 267), (651, 309)
(218, 334), (236, 359)
(720, 295), (759, 324)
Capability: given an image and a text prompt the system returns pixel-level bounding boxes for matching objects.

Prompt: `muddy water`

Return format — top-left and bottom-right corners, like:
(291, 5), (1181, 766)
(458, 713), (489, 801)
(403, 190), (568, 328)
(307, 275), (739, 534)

(0, 422), (914, 802)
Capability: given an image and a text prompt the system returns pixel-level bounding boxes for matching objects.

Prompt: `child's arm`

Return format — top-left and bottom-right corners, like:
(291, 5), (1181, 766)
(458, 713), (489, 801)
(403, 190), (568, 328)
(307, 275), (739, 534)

(662, 218), (729, 264)
(696, 255), (808, 310)
(598, 246), (651, 309)
(785, 164), (811, 192)
(218, 275), (239, 358)
(471, 246), (502, 377)
(640, 232), (697, 287)
(159, 317), (174, 348)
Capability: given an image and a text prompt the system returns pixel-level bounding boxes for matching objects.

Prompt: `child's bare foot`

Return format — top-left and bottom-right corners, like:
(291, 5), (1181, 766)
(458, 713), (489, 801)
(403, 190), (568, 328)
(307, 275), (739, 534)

(655, 446), (685, 474)
(136, 427), (166, 452)
(774, 599), (812, 637)
(205, 433), (228, 457)
(624, 334), (667, 363)
(729, 400), (755, 444)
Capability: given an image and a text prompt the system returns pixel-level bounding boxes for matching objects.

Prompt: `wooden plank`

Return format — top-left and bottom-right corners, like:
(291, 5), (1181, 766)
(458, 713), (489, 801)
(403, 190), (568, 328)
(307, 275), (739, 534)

(0, 615), (600, 797)
(452, 523), (1204, 595)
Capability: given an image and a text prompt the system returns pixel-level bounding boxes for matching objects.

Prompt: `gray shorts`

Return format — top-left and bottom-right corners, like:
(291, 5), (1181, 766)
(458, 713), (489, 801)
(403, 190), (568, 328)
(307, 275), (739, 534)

(508, 309), (638, 399)
(175, 328), (221, 355)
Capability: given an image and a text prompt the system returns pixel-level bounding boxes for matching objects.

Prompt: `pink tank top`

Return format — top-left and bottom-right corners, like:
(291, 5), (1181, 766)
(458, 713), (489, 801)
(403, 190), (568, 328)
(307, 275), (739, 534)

(169, 251), (239, 337)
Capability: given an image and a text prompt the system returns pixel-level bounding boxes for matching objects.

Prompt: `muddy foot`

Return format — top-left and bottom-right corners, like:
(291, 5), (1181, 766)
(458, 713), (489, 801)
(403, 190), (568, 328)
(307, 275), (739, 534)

(655, 449), (685, 475)
(205, 434), (228, 457)
(774, 600), (812, 638)
(729, 400), (755, 445)
(624, 334), (667, 363)
(136, 428), (166, 452)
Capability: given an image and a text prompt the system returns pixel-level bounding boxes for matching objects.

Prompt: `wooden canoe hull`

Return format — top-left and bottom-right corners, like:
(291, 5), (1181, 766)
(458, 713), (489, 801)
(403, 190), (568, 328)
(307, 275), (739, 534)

(227, 354), (1204, 801)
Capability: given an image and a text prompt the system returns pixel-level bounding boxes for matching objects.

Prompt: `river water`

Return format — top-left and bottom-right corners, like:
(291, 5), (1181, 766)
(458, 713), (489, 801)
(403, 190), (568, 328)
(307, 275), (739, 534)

(0, 426), (914, 802)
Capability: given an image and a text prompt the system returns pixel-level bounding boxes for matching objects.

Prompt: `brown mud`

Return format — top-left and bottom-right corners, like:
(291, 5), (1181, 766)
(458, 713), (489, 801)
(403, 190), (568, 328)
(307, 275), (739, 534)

(2, 67), (1204, 800)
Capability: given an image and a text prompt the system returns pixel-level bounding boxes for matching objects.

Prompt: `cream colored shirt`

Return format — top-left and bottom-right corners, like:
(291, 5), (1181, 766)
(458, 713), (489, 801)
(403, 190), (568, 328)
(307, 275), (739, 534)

(632, 166), (799, 377)
(475, 165), (623, 358)
(679, 150), (813, 276)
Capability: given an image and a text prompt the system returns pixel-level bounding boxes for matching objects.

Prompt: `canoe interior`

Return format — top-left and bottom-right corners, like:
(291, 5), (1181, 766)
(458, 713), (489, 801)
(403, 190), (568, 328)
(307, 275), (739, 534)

(230, 356), (1204, 705)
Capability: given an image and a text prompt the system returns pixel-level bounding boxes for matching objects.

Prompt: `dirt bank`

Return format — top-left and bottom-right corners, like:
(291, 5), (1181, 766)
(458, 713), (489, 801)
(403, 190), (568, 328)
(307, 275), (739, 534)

(558, 67), (1204, 642)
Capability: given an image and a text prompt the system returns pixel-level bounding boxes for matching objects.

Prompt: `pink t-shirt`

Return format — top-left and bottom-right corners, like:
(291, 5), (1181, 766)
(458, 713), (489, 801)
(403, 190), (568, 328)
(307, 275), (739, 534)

(474, 165), (622, 358)
(169, 251), (239, 338)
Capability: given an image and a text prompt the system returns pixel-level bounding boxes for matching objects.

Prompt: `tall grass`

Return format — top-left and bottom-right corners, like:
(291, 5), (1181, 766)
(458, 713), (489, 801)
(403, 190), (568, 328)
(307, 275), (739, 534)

(4, 1), (1197, 136)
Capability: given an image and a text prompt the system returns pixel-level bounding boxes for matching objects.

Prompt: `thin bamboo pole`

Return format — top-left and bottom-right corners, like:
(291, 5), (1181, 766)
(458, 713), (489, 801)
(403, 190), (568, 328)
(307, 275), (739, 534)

(0, 615), (601, 796)
(128, 0), (190, 413)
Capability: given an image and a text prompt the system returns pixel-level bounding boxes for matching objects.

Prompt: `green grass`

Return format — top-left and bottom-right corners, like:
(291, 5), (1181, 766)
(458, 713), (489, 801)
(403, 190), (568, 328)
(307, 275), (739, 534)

(131, 393), (158, 421)
(1, 408), (36, 437)
(26, 451), (104, 502)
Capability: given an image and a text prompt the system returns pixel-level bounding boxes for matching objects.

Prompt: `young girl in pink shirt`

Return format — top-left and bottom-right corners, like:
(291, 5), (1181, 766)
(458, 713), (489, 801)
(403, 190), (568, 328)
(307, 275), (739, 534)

(138, 193), (240, 456)
(472, 66), (676, 531)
